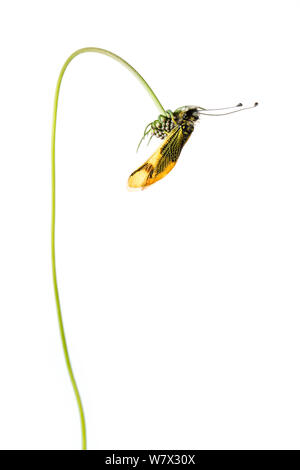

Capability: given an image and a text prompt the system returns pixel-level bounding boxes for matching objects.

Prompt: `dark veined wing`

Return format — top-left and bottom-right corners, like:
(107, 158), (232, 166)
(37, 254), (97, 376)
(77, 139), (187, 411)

(128, 126), (185, 189)
(155, 126), (185, 175)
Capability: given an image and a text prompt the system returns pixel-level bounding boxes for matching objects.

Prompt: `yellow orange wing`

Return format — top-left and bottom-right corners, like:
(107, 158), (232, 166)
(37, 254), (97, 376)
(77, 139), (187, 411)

(128, 126), (185, 189)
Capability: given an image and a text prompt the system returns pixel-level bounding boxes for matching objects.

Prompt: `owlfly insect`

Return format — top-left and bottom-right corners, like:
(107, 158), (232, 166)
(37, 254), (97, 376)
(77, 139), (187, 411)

(128, 102), (258, 189)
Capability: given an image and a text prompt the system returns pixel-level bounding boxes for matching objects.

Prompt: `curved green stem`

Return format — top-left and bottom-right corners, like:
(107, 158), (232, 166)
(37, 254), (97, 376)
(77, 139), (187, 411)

(51, 48), (166, 450)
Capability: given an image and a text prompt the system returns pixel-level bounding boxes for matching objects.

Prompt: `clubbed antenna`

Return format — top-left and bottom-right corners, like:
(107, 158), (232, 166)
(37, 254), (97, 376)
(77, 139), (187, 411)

(199, 102), (258, 116)
(202, 103), (243, 112)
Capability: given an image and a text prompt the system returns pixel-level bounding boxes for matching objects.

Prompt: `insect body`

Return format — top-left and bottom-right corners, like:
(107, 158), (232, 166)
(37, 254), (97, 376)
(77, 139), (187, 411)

(128, 106), (202, 189)
(128, 102), (258, 189)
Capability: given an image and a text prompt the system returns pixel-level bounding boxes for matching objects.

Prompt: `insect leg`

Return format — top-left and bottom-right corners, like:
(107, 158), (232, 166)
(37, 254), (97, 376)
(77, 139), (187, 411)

(165, 109), (176, 124)
(137, 126), (152, 152)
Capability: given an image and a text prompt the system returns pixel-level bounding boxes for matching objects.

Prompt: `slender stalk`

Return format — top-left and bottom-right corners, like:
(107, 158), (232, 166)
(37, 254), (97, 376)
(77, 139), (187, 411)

(51, 48), (166, 450)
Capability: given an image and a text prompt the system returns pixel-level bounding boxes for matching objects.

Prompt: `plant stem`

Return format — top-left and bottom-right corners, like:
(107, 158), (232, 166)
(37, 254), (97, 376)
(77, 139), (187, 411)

(51, 47), (166, 450)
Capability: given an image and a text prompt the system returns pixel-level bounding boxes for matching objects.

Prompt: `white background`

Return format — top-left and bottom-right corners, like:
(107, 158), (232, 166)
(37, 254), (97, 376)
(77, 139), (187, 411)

(0, 0), (299, 450)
